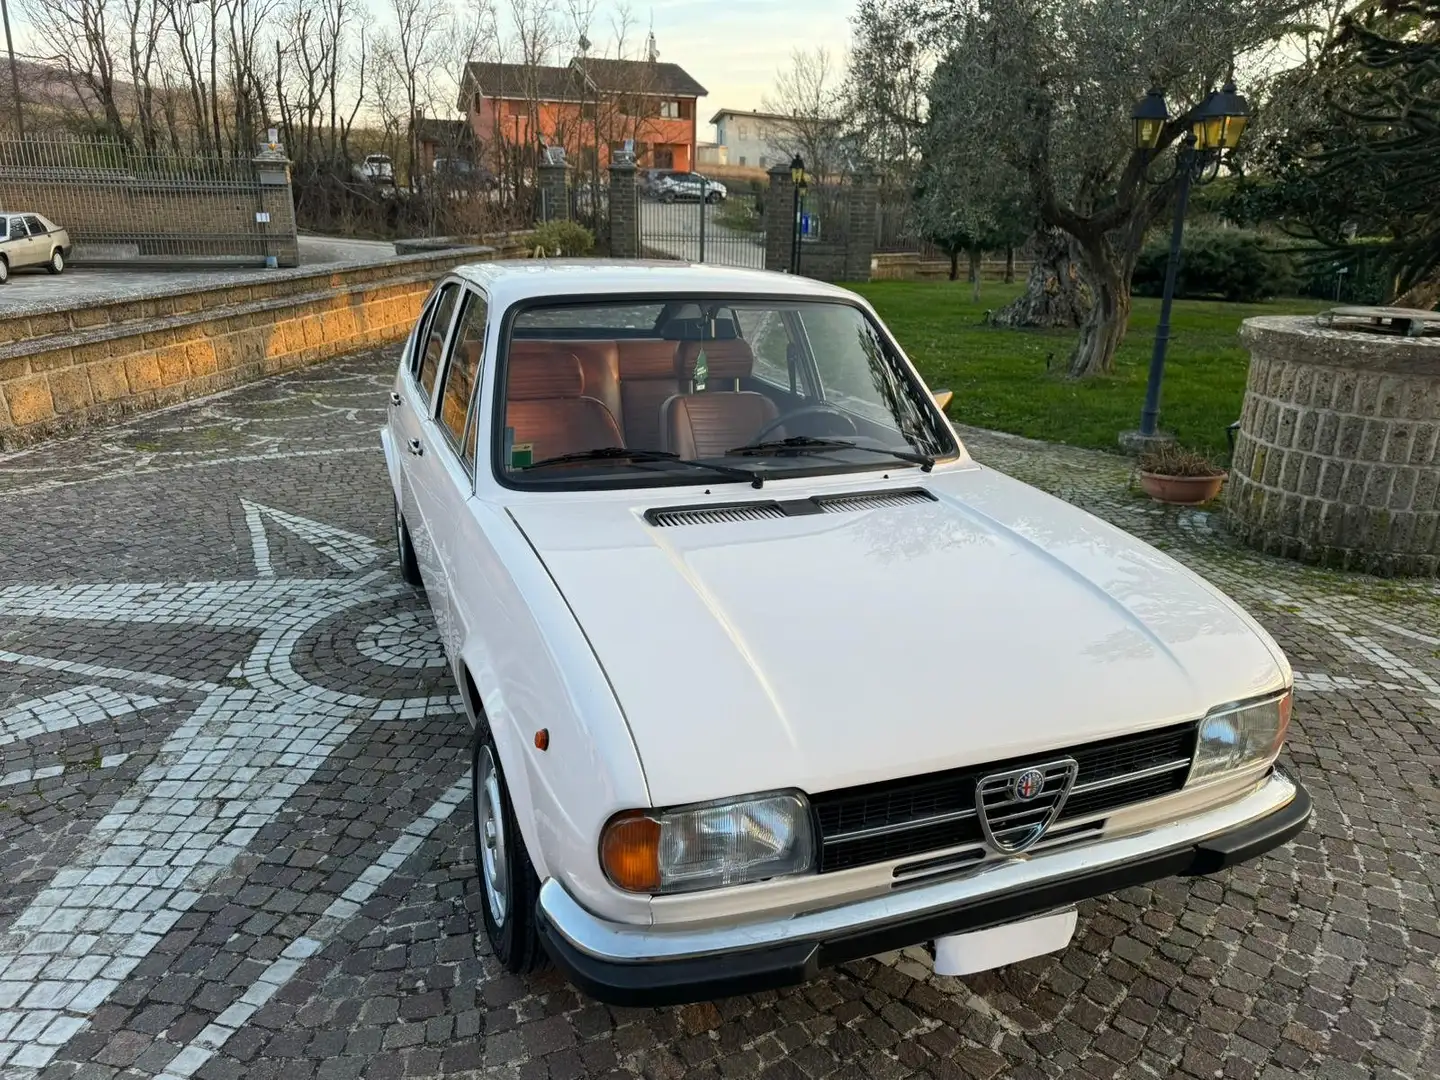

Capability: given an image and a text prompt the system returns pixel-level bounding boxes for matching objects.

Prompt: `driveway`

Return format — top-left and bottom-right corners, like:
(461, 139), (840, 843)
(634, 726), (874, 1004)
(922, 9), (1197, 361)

(0, 348), (1435, 1080)
(640, 200), (765, 269)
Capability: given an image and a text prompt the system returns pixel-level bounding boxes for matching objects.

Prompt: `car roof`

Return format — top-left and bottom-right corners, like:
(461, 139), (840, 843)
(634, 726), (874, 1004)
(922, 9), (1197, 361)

(452, 261), (866, 308)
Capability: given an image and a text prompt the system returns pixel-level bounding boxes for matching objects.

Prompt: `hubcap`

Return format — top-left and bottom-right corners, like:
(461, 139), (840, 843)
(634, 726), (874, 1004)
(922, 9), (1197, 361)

(474, 746), (509, 927)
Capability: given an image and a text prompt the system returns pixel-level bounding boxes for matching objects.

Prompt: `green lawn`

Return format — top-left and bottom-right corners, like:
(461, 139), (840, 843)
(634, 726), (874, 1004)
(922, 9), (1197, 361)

(847, 280), (1328, 459)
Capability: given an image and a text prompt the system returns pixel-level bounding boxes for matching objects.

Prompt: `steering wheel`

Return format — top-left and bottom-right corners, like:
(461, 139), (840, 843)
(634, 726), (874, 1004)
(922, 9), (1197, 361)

(751, 404), (858, 445)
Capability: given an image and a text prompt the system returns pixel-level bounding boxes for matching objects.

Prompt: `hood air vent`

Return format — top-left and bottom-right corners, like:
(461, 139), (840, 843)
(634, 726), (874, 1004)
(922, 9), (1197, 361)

(646, 488), (936, 527)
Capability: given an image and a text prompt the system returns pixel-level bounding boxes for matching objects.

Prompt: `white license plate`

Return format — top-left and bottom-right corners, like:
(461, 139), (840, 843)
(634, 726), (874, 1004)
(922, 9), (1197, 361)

(931, 908), (1078, 976)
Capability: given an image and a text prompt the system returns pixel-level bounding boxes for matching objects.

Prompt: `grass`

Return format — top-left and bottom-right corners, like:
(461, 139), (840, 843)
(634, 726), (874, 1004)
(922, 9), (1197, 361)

(847, 279), (1329, 459)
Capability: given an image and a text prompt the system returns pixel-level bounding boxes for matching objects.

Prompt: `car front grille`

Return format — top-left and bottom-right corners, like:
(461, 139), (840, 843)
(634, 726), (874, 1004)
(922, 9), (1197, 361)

(811, 722), (1196, 873)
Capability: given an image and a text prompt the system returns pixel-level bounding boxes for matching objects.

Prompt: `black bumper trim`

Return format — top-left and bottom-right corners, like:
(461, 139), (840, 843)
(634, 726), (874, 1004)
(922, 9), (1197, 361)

(538, 777), (1311, 1007)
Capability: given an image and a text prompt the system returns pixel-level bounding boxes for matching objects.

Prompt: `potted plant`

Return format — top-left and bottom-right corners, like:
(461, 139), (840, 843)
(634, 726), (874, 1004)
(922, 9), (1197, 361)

(1137, 443), (1227, 505)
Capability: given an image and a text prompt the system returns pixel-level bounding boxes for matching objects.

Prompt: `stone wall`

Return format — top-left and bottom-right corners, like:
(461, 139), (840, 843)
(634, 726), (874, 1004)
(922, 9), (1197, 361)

(1228, 315), (1440, 576)
(0, 247), (504, 448)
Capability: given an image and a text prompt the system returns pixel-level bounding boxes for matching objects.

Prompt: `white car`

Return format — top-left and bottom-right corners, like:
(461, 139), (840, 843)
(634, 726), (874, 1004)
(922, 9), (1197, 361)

(0, 212), (70, 282)
(381, 261), (1310, 1004)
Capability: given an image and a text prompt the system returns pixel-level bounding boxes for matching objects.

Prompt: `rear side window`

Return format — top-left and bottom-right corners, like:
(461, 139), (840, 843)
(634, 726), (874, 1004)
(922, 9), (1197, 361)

(23, 215), (46, 236)
(436, 291), (488, 461)
(416, 284), (461, 399)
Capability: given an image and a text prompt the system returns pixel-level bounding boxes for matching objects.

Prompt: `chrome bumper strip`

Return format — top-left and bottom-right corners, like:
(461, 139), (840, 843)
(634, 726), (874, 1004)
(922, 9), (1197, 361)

(539, 770), (1299, 963)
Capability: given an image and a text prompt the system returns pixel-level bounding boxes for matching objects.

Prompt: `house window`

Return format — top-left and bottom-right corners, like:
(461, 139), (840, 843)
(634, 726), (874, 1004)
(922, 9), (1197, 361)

(660, 100), (680, 119)
(739, 156), (747, 166)
(738, 123), (749, 139)
(581, 102), (596, 119)
(759, 156), (768, 167)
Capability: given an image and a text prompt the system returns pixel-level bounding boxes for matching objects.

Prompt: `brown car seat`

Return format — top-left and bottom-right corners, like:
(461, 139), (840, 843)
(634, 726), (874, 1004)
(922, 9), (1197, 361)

(662, 340), (779, 458)
(615, 340), (682, 451)
(504, 354), (623, 463)
(508, 340), (623, 439)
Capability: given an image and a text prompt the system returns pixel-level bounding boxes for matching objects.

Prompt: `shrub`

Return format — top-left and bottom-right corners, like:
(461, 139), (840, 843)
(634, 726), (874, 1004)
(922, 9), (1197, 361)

(530, 220), (595, 257)
(1138, 442), (1224, 477)
(1132, 228), (1296, 303)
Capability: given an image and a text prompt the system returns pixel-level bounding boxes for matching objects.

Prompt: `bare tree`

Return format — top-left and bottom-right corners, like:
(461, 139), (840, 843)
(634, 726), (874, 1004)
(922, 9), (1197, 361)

(22, 0), (131, 141)
(762, 47), (846, 179)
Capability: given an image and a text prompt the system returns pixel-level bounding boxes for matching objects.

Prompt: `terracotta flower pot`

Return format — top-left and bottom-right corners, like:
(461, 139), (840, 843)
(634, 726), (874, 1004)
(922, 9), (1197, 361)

(1139, 471), (1227, 505)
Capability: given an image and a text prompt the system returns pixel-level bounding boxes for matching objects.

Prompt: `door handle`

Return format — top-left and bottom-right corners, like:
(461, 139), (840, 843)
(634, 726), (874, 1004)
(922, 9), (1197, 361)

(390, 391), (402, 406)
(407, 438), (424, 456)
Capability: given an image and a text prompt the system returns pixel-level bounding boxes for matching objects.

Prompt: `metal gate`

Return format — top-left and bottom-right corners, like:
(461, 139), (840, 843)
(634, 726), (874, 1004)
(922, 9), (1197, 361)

(639, 179), (764, 268)
(0, 134), (279, 261)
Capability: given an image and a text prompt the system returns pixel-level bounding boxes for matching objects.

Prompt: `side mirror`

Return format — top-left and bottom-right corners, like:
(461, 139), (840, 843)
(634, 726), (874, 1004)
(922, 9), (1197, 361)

(932, 389), (954, 412)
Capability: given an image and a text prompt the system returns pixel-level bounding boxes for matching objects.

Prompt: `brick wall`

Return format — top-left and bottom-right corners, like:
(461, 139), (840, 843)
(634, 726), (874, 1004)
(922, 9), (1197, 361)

(608, 162), (639, 258)
(762, 166), (876, 282)
(1227, 316), (1440, 576)
(0, 247), (506, 448)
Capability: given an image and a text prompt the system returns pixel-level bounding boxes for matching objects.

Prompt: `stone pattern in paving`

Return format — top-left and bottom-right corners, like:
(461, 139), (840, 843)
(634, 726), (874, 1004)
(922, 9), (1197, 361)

(0, 349), (1436, 1080)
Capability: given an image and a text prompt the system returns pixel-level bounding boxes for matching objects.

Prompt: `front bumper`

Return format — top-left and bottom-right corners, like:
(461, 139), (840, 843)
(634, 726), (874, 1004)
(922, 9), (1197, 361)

(536, 768), (1311, 1006)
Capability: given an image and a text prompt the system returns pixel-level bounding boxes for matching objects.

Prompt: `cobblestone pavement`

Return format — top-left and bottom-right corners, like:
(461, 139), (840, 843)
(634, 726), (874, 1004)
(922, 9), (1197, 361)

(1, 347), (1437, 1080)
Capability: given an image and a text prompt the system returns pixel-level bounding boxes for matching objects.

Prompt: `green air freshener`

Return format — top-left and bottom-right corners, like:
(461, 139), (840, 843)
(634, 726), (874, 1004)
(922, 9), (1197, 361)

(694, 348), (709, 391)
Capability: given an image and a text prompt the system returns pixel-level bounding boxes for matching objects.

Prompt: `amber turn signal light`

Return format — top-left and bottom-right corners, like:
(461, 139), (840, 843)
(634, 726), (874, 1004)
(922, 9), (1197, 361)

(599, 813), (662, 892)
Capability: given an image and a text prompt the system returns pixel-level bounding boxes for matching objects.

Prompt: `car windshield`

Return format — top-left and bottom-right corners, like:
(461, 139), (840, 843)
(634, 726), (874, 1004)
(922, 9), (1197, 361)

(497, 297), (956, 488)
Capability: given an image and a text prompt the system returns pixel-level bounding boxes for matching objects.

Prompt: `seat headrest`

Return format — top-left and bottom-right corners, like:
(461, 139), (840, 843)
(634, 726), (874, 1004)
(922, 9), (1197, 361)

(675, 339), (756, 384)
(507, 354), (584, 401)
(617, 339), (680, 379)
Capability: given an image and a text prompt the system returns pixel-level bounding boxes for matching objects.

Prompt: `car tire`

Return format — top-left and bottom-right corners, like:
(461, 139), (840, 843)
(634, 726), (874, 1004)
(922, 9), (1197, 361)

(47, 248), (65, 275)
(394, 497), (423, 587)
(472, 721), (547, 973)
(661, 191), (676, 204)
(0, 257), (8, 284)
(706, 192), (721, 204)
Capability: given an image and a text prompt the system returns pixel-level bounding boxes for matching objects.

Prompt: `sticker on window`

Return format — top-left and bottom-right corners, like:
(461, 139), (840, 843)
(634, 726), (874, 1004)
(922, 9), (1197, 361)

(511, 442), (534, 468)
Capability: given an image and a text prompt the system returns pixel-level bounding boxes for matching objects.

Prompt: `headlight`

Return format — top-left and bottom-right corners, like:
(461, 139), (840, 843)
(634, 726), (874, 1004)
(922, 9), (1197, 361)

(600, 792), (815, 894)
(1189, 690), (1292, 785)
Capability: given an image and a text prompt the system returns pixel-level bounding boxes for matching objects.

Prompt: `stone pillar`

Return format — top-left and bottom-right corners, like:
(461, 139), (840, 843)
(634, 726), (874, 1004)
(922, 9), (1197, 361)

(1228, 315), (1440, 576)
(764, 164), (795, 274)
(253, 144), (300, 268)
(842, 172), (878, 282)
(608, 155), (639, 259)
(537, 149), (569, 224)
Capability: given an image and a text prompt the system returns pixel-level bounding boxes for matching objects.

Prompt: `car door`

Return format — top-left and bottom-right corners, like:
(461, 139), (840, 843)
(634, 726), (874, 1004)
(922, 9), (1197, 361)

(5, 216), (30, 267)
(412, 287), (489, 661)
(23, 215), (50, 265)
(395, 279), (463, 591)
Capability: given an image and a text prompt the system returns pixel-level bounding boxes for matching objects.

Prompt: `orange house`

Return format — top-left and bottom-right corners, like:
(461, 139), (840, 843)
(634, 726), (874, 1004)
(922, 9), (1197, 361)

(460, 57), (707, 173)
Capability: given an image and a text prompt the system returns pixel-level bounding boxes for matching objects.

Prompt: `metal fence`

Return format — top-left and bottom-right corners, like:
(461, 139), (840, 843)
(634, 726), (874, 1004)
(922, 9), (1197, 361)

(639, 185), (765, 269)
(0, 133), (282, 261)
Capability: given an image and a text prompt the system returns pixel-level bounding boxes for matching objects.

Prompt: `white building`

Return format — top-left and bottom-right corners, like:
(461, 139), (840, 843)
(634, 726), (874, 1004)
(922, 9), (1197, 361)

(709, 108), (797, 170)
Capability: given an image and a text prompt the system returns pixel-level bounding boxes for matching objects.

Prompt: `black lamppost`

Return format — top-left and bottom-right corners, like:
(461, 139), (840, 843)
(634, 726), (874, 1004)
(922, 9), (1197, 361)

(1132, 81), (1249, 440)
(789, 154), (807, 275)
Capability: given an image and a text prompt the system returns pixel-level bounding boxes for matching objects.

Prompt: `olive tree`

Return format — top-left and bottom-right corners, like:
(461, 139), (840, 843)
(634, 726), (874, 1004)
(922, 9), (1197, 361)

(898, 0), (1307, 376)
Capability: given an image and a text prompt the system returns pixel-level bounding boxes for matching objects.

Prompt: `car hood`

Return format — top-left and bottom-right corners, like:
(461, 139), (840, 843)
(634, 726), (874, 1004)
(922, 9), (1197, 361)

(508, 466), (1288, 807)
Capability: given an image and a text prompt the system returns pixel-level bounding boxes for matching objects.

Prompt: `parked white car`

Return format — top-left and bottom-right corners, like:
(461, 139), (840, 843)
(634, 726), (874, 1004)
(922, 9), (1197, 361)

(381, 261), (1310, 1004)
(0, 212), (70, 282)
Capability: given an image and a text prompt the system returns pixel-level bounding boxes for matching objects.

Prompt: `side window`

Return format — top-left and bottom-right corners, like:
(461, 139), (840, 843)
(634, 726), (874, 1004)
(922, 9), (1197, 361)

(436, 291), (488, 460)
(8, 218), (25, 241)
(416, 283), (461, 399)
(24, 216), (46, 236)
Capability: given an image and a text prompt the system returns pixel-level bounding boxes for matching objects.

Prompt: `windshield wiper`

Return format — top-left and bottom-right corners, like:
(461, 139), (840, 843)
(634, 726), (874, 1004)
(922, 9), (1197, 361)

(523, 447), (765, 488)
(725, 436), (934, 471)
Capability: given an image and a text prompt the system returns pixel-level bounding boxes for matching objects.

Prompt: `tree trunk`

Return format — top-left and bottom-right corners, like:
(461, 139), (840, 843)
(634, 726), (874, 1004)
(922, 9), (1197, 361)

(1066, 242), (1133, 378)
(968, 247), (982, 303)
(1395, 271), (1440, 311)
(948, 248), (959, 281)
(990, 228), (1090, 329)
(1004, 245), (1015, 283)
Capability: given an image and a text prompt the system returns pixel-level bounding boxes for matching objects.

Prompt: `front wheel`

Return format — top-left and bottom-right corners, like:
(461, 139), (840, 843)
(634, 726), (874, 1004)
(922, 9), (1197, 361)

(661, 191), (676, 204)
(394, 497), (423, 587)
(47, 248), (65, 274)
(0, 257), (9, 284)
(473, 723), (546, 973)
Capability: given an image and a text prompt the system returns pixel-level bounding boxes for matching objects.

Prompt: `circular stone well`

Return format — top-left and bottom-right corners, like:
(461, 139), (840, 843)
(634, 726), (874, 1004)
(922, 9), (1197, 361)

(1228, 315), (1440, 576)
